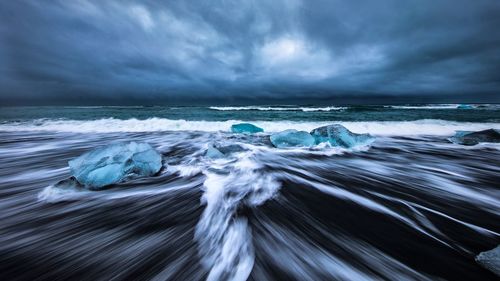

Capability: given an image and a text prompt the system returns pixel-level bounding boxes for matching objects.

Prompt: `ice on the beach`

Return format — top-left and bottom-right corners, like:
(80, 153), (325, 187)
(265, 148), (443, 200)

(449, 129), (500, 145)
(69, 142), (162, 189)
(206, 145), (225, 159)
(310, 124), (375, 148)
(54, 177), (82, 189)
(270, 129), (315, 148)
(476, 245), (500, 277)
(231, 123), (264, 134)
(217, 144), (247, 154)
(205, 144), (247, 158)
(457, 104), (474, 109)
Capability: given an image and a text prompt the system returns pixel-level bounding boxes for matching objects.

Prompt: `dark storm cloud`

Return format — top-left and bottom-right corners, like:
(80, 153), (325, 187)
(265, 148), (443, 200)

(1, 0), (499, 104)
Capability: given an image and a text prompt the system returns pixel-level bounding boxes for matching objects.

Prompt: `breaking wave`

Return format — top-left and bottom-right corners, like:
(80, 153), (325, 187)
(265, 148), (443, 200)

(387, 104), (499, 110)
(1, 118), (499, 136)
(208, 106), (345, 112)
(387, 104), (460, 109)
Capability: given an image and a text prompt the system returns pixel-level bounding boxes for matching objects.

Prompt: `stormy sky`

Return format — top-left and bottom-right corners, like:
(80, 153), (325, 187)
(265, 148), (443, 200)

(1, 0), (500, 105)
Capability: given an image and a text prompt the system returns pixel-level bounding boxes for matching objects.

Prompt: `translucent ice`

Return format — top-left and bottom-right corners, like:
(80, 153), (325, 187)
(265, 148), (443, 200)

(476, 245), (500, 277)
(231, 123), (264, 134)
(449, 129), (500, 145)
(310, 124), (375, 148)
(205, 145), (225, 159)
(205, 144), (247, 159)
(69, 142), (162, 189)
(270, 129), (315, 148)
(457, 104), (474, 109)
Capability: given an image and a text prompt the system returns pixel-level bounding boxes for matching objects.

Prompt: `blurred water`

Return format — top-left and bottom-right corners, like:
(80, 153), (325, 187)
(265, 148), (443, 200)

(0, 129), (499, 280)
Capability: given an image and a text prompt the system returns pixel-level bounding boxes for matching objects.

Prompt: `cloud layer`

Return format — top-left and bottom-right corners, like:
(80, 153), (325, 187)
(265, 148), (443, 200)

(1, 0), (499, 104)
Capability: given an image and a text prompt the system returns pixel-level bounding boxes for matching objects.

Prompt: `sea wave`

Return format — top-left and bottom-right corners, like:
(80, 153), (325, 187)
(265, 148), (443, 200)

(0, 118), (499, 136)
(387, 104), (460, 109)
(387, 104), (499, 110)
(208, 106), (345, 112)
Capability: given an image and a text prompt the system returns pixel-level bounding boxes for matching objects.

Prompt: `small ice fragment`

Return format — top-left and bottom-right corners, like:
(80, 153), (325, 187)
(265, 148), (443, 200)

(205, 144), (247, 159)
(449, 129), (500, 146)
(231, 123), (264, 134)
(457, 104), (474, 109)
(206, 145), (225, 159)
(476, 245), (500, 277)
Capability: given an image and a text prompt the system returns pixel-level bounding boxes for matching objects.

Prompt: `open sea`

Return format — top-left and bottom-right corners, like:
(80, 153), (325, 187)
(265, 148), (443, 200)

(0, 104), (499, 281)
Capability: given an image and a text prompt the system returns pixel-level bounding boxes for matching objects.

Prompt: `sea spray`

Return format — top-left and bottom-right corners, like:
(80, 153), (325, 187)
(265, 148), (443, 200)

(195, 151), (280, 281)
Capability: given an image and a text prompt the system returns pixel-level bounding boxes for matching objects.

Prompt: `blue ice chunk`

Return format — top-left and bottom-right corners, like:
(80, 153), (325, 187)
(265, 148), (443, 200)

(205, 144), (247, 159)
(205, 145), (225, 159)
(476, 245), (500, 277)
(457, 104), (474, 109)
(216, 144), (247, 154)
(270, 129), (315, 148)
(449, 129), (500, 145)
(310, 124), (375, 148)
(69, 142), (162, 189)
(231, 123), (264, 134)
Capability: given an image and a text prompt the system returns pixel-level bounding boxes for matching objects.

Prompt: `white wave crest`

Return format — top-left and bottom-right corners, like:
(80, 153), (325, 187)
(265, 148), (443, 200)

(209, 106), (345, 111)
(1, 118), (499, 136)
(387, 104), (500, 110)
(387, 104), (460, 109)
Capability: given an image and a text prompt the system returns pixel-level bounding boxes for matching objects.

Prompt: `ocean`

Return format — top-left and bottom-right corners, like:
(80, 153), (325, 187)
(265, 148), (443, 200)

(0, 104), (499, 280)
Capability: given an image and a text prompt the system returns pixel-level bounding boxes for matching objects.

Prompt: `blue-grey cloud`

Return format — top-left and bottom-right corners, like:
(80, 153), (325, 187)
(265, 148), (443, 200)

(1, 0), (499, 104)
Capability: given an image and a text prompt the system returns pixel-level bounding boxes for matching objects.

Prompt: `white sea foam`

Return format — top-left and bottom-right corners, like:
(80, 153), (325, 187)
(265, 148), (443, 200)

(209, 106), (345, 111)
(387, 104), (460, 109)
(195, 149), (280, 281)
(388, 104), (498, 109)
(1, 118), (499, 136)
(37, 179), (198, 202)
